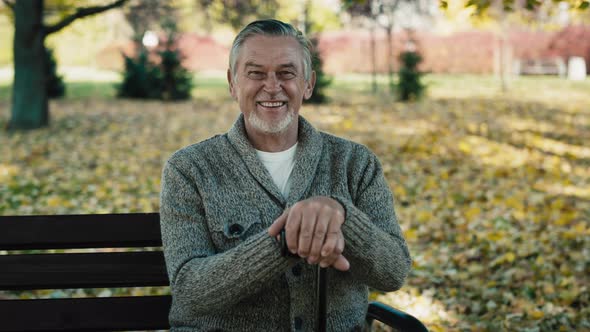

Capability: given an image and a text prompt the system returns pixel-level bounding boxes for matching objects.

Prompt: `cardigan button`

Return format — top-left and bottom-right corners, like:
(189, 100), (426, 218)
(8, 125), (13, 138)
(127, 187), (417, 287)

(291, 264), (302, 276)
(294, 316), (303, 330)
(228, 223), (244, 236)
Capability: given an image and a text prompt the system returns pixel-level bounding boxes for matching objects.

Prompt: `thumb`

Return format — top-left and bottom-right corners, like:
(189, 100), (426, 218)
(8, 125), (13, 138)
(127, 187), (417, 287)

(332, 255), (350, 272)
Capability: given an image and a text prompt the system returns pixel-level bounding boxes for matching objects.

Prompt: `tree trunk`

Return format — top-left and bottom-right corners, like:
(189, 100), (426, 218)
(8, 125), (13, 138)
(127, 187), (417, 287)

(386, 25), (394, 95)
(370, 24), (377, 94)
(9, 0), (48, 130)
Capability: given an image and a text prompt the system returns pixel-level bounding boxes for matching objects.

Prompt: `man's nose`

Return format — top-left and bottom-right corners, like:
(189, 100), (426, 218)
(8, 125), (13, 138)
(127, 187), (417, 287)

(263, 72), (282, 93)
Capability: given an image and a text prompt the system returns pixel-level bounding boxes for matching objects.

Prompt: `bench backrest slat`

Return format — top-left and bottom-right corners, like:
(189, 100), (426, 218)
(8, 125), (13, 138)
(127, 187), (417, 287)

(0, 251), (169, 290)
(0, 296), (172, 332)
(0, 213), (161, 250)
(0, 213), (172, 331)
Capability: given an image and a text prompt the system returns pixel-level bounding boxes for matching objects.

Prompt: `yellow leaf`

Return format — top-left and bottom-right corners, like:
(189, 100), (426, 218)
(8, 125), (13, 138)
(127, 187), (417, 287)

(341, 119), (353, 129)
(573, 222), (587, 234)
(394, 185), (407, 198)
(505, 252), (516, 263)
(551, 198), (565, 210)
(423, 176), (438, 191)
(554, 211), (576, 226)
(464, 207), (481, 222)
(404, 228), (418, 241)
(543, 283), (555, 295)
(417, 210), (433, 223)
(0, 163), (19, 181)
(486, 231), (504, 242)
(529, 310), (544, 320)
(459, 141), (471, 153)
(46, 196), (63, 208)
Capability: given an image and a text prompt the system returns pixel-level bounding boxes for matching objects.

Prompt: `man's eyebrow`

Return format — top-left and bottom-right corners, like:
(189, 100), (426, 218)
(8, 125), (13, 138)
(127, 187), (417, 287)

(278, 63), (297, 69)
(243, 61), (297, 70)
(244, 61), (263, 68)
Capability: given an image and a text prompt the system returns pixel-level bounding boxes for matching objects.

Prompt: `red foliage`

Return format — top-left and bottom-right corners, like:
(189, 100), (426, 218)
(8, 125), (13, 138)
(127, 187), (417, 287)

(547, 25), (590, 73)
(96, 25), (590, 74)
(96, 34), (229, 72)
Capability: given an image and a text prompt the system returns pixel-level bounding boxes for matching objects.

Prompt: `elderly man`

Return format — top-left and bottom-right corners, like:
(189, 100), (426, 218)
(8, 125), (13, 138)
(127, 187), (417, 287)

(160, 19), (411, 331)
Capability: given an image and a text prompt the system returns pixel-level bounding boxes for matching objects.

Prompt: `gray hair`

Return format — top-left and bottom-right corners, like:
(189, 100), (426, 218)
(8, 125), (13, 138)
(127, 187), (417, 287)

(229, 19), (313, 81)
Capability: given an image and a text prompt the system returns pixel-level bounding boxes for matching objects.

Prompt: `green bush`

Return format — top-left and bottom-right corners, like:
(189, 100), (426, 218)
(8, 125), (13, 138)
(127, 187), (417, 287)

(45, 47), (65, 99)
(305, 37), (331, 104)
(158, 37), (193, 101)
(117, 50), (163, 99)
(398, 51), (425, 101)
(117, 33), (192, 101)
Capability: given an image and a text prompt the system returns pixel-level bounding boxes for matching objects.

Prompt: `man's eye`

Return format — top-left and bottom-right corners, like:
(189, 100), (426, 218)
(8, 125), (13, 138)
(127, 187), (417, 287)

(279, 71), (295, 79)
(247, 71), (265, 79)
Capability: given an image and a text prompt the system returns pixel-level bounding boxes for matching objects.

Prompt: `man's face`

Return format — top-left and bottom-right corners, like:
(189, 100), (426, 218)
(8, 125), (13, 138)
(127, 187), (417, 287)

(228, 35), (315, 136)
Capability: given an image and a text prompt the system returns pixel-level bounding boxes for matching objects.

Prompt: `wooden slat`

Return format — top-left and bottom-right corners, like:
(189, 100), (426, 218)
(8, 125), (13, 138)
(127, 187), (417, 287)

(0, 251), (169, 290)
(0, 296), (172, 331)
(0, 213), (161, 250)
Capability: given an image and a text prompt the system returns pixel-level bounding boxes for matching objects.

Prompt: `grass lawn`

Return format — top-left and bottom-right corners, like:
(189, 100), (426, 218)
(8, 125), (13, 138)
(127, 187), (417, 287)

(0, 70), (589, 331)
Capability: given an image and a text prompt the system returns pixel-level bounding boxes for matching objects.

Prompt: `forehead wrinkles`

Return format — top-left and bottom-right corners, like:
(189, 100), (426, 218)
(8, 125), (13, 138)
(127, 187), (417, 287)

(237, 36), (304, 72)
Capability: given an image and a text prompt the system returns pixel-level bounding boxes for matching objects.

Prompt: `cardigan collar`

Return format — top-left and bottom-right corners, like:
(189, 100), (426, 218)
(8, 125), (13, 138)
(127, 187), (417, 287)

(227, 113), (324, 206)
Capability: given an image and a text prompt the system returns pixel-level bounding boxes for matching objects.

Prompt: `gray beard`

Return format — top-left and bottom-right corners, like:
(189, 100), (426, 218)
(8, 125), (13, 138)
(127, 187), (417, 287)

(248, 109), (295, 135)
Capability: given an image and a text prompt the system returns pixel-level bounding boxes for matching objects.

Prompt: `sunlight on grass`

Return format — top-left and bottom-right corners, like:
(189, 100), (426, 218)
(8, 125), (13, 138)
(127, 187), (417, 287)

(375, 287), (458, 331)
(0, 163), (19, 182)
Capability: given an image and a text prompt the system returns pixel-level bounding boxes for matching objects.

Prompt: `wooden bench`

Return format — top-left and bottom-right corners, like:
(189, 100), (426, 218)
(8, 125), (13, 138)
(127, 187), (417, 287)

(0, 213), (427, 331)
(515, 58), (566, 76)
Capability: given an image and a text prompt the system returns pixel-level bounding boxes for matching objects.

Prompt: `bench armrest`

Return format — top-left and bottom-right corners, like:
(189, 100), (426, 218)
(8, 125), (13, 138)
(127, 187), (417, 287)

(367, 301), (428, 332)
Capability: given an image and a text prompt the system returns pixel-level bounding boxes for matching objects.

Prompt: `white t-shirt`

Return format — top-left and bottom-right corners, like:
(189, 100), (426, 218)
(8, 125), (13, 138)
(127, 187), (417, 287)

(255, 143), (298, 199)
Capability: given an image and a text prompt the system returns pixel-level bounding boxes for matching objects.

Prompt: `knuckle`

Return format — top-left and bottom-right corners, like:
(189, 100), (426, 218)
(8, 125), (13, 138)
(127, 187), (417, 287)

(314, 224), (327, 234)
(300, 231), (312, 239)
(310, 201), (322, 210)
(313, 232), (325, 239)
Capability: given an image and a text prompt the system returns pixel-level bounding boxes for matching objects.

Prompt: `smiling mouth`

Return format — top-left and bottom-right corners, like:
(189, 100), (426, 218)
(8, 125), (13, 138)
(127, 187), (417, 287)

(257, 101), (287, 108)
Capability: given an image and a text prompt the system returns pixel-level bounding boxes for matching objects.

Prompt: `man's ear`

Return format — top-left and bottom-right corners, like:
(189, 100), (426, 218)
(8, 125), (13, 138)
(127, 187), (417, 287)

(303, 70), (316, 100)
(227, 69), (237, 100)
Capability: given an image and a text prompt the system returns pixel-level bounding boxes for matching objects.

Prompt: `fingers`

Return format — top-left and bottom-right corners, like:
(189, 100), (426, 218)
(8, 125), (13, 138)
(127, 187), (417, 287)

(318, 233), (345, 267)
(307, 206), (331, 263)
(285, 208), (302, 255)
(268, 209), (289, 237)
(320, 213), (343, 258)
(296, 207), (317, 258)
(273, 197), (348, 271)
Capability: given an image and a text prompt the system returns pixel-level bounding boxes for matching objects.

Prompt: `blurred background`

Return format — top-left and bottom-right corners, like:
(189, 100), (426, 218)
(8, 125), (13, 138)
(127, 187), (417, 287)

(0, 0), (589, 331)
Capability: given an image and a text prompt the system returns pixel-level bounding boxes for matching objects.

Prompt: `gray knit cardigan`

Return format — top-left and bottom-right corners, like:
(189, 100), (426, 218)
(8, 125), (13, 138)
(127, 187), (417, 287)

(160, 114), (412, 331)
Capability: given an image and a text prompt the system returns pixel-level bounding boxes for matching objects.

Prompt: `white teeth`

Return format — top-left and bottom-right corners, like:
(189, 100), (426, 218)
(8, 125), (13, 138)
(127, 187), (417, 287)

(259, 102), (285, 107)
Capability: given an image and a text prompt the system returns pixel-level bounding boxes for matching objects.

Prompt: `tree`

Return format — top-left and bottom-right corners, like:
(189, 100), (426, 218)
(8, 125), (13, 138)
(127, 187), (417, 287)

(305, 36), (332, 104)
(117, 19), (194, 101)
(197, 0), (279, 31)
(45, 46), (65, 98)
(375, 0), (433, 94)
(299, 0), (332, 104)
(2, 0), (128, 130)
(343, 0), (433, 95)
(398, 46), (425, 101)
(343, 0), (379, 94)
(440, 0), (590, 92)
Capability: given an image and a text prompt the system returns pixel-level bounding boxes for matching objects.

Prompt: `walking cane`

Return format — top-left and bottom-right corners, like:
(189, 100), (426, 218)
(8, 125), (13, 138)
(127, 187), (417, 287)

(281, 229), (327, 332)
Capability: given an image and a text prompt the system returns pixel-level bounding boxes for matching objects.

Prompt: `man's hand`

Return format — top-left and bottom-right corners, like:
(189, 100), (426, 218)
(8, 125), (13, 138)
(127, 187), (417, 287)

(268, 196), (350, 271)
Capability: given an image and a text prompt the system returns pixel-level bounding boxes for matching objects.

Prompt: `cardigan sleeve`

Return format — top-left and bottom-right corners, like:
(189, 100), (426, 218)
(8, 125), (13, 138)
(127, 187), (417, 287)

(159, 160), (293, 316)
(332, 148), (412, 292)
